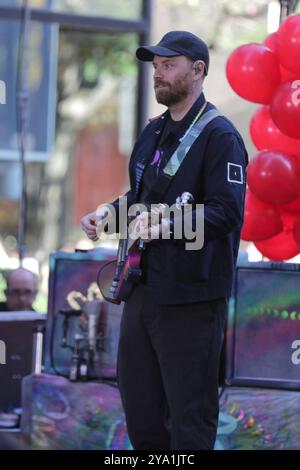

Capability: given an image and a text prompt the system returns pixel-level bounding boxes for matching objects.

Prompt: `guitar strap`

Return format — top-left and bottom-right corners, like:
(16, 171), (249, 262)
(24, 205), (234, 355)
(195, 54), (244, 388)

(136, 108), (222, 205)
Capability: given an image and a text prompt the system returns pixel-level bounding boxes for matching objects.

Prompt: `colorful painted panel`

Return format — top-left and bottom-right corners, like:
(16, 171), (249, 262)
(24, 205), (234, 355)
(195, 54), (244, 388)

(217, 387), (300, 450)
(21, 373), (131, 450)
(21, 374), (300, 450)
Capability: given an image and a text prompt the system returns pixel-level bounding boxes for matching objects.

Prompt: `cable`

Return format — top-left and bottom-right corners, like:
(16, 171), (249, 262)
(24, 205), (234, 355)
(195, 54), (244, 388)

(97, 259), (117, 300)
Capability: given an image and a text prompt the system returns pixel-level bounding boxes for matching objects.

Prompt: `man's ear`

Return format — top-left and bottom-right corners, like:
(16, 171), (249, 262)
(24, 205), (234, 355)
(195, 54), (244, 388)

(193, 63), (200, 73)
(193, 61), (204, 77)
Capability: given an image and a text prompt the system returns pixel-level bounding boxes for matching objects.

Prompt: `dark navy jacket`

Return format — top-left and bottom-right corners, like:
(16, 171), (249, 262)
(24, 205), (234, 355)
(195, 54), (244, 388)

(112, 93), (248, 304)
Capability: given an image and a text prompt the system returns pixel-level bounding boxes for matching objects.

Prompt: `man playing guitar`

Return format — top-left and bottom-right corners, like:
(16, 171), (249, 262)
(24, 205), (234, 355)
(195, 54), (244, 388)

(81, 30), (247, 450)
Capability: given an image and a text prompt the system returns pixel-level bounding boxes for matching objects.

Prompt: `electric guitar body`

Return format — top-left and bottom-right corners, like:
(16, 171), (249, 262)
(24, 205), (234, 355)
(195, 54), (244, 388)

(97, 236), (145, 305)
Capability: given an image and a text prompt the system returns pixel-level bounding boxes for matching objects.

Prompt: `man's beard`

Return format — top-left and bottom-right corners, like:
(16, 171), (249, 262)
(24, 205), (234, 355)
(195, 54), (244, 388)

(154, 74), (192, 106)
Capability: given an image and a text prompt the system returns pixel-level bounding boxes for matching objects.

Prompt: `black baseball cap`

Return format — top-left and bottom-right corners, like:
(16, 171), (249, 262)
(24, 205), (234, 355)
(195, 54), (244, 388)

(136, 30), (209, 75)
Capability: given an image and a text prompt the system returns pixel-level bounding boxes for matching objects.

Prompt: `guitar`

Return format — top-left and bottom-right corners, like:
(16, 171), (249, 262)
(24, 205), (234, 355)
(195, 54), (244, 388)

(97, 195), (194, 304)
(97, 209), (154, 305)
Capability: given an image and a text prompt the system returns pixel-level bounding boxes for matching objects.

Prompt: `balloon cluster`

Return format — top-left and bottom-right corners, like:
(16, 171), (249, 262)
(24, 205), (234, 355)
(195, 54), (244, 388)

(226, 14), (300, 261)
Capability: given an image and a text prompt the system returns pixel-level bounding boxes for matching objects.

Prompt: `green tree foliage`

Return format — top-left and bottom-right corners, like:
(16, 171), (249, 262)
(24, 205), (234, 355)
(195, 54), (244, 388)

(159, 0), (274, 49)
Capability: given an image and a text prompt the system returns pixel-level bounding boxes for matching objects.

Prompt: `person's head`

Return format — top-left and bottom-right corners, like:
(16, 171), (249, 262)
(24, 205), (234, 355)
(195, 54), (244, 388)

(136, 31), (209, 107)
(4, 268), (38, 311)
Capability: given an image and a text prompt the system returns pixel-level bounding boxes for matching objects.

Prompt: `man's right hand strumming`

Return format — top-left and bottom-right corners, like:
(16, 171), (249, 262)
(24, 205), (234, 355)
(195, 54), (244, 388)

(80, 205), (112, 242)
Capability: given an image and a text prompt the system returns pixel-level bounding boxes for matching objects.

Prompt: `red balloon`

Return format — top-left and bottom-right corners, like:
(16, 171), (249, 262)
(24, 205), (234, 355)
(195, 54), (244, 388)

(250, 105), (300, 155)
(248, 150), (300, 204)
(278, 14), (300, 75)
(241, 190), (282, 241)
(293, 215), (300, 246)
(280, 211), (298, 230)
(270, 81), (300, 138)
(255, 230), (300, 261)
(263, 33), (299, 83)
(280, 65), (299, 83)
(278, 155), (300, 212)
(280, 194), (300, 213)
(263, 32), (278, 53)
(255, 212), (300, 260)
(226, 43), (280, 104)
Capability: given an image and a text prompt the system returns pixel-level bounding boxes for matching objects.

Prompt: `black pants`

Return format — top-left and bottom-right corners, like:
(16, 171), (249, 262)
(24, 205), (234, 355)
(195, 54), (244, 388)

(117, 284), (227, 450)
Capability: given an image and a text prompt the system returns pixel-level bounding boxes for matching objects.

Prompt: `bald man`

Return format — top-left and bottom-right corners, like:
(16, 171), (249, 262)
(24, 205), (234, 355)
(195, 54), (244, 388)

(0, 268), (38, 312)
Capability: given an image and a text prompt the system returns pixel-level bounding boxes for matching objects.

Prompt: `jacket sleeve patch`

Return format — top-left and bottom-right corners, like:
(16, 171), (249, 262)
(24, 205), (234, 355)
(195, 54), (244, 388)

(227, 162), (243, 184)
